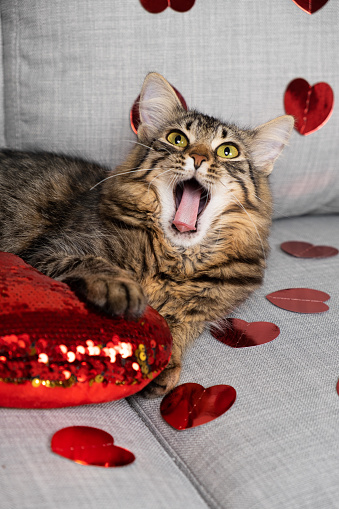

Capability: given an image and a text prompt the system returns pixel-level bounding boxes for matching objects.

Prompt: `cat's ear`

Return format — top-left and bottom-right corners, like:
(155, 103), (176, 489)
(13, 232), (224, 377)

(250, 115), (294, 174)
(138, 73), (185, 142)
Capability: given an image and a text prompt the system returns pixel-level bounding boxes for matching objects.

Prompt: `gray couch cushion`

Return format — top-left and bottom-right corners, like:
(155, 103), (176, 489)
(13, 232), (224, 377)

(0, 399), (208, 509)
(1, 215), (338, 509)
(1, 0), (339, 218)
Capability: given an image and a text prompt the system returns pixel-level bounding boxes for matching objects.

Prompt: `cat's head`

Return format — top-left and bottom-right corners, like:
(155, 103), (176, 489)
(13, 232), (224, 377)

(135, 73), (293, 249)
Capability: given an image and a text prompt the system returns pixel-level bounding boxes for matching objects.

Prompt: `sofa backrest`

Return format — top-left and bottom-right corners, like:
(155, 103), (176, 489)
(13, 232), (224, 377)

(1, 0), (338, 218)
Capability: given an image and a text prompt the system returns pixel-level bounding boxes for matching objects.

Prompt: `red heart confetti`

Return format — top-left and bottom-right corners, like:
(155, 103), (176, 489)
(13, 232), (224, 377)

(336, 379), (339, 397)
(51, 426), (135, 467)
(0, 252), (172, 408)
(160, 383), (236, 430)
(284, 78), (334, 135)
(281, 241), (338, 259)
(130, 86), (187, 134)
(291, 0), (329, 14)
(211, 319), (280, 348)
(140, 0), (195, 14)
(266, 288), (330, 313)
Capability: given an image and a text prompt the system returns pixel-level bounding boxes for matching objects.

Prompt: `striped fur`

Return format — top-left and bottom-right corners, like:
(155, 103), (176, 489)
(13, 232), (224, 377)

(0, 73), (293, 397)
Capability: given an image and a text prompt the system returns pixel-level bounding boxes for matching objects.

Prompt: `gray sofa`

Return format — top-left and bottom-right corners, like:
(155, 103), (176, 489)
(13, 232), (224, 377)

(1, 2), (338, 508)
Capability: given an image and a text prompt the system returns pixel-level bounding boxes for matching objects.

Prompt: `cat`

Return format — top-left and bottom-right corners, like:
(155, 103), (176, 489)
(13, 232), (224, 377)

(0, 73), (293, 397)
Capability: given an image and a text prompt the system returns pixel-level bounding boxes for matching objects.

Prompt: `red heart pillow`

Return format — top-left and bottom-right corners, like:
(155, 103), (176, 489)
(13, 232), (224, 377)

(0, 252), (172, 408)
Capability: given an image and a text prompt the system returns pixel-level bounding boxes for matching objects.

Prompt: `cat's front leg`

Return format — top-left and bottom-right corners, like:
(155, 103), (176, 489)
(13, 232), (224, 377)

(142, 321), (205, 398)
(34, 254), (147, 318)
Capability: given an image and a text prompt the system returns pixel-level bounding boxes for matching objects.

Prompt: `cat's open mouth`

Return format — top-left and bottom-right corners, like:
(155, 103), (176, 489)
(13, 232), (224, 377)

(172, 178), (210, 233)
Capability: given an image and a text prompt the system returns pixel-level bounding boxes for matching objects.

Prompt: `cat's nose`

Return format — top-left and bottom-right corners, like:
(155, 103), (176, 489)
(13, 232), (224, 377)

(191, 153), (207, 169)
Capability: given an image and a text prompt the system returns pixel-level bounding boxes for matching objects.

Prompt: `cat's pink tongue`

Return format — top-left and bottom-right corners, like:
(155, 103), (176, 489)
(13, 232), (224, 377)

(173, 181), (202, 233)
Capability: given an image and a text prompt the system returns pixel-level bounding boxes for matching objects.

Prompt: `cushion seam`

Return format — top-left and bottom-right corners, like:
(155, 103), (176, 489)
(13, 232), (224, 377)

(127, 396), (223, 509)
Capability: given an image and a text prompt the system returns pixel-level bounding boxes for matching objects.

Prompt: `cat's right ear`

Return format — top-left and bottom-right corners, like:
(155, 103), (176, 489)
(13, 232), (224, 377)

(138, 73), (185, 142)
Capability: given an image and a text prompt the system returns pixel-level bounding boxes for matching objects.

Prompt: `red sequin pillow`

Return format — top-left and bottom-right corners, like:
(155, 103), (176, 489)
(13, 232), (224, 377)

(0, 252), (172, 408)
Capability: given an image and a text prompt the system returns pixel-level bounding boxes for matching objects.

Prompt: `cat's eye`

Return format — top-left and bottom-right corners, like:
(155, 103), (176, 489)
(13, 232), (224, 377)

(216, 143), (239, 159)
(167, 131), (189, 148)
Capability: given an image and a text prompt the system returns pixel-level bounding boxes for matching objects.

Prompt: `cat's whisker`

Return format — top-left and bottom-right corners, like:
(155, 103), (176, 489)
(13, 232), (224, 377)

(90, 166), (171, 191)
(153, 139), (172, 155)
(91, 163), (173, 191)
(168, 173), (179, 193)
(147, 168), (173, 193)
(241, 174), (291, 219)
(122, 139), (156, 152)
(90, 168), (154, 190)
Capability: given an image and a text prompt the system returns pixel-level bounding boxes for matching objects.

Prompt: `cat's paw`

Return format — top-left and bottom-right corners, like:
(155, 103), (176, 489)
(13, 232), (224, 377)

(69, 274), (147, 318)
(141, 362), (181, 398)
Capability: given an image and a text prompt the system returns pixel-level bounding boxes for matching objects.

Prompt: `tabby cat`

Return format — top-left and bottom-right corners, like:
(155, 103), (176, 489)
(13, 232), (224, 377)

(0, 73), (293, 397)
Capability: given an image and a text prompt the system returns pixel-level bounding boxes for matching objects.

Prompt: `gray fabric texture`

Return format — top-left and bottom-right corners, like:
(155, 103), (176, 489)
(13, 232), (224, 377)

(1, 215), (338, 509)
(1, 0), (339, 218)
(0, 399), (208, 509)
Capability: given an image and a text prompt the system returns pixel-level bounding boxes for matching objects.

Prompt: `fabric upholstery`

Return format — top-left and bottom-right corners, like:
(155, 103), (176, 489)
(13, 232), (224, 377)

(1, 2), (339, 508)
(1, 0), (339, 218)
(0, 400), (207, 509)
(1, 215), (338, 508)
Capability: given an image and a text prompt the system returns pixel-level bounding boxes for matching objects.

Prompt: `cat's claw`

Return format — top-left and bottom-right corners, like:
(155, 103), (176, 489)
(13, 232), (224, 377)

(141, 363), (181, 398)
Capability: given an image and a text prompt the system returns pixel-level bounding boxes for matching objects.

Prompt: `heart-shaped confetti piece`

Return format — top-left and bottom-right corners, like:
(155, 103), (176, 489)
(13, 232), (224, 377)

(212, 319), (280, 348)
(281, 241), (338, 259)
(160, 383), (236, 430)
(130, 86), (187, 134)
(336, 379), (339, 397)
(140, 0), (195, 14)
(284, 78), (334, 135)
(292, 0), (329, 14)
(51, 426), (135, 467)
(266, 288), (330, 313)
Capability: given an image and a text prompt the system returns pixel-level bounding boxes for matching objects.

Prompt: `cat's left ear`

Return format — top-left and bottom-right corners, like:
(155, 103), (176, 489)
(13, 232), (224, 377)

(138, 73), (185, 142)
(250, 115), (294, 175)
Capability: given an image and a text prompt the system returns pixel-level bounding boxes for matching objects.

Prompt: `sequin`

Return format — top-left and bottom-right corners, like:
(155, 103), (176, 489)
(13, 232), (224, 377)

(87, 345), (101, 356)
(102, 347), (117, 363)
(67, 352), (76, 363)
(115, 342), (133, 359)
(38, 353), (49, 364)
